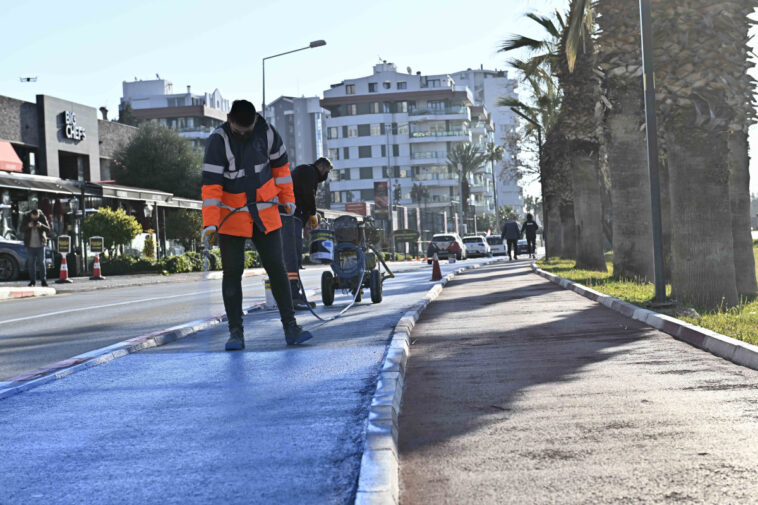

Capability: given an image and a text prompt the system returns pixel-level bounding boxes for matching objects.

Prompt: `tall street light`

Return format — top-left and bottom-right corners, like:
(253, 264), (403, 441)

(638, 0), (668, 305)
(262, 40), (326, 119)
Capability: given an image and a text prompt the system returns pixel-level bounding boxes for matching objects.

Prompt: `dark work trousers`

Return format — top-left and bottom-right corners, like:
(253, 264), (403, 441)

(27, 247), (46, 282)
(281, 215), (304, 300)
(219, 226), (295, 333)
(506, 239), (518, 259)
(527, 237), (536, 256)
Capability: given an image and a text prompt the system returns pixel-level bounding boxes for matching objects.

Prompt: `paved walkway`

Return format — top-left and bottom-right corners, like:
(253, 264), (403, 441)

(399, 262), (758, 505)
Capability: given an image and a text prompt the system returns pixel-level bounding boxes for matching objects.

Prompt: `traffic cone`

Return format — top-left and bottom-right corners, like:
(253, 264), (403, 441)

(430, 253), (442, 281)
(55, 255), (73, 284)
(90, 254), (105, 280)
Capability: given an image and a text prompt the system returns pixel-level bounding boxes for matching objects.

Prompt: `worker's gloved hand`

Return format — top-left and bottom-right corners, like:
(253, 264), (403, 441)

(201, 225), (217, 246)
(284, 202), (296, 216)
(308, 215), (319, 229)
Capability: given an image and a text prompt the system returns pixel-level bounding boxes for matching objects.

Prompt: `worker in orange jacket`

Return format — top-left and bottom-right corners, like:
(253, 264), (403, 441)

(200, 100), (312, 350)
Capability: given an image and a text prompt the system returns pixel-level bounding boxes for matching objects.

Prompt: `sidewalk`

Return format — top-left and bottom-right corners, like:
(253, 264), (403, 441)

(399, 262), (758, 504)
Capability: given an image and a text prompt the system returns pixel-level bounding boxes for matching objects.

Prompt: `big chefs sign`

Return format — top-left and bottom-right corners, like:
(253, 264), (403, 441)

(62, 111), (86, 141)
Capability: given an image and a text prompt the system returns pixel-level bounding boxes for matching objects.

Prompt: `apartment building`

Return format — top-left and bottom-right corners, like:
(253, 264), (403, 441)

(321, 62), (494, 236)
(452, 67), (523, 211)
(265, 96), (328, 171)
(120, 78), (230, 149)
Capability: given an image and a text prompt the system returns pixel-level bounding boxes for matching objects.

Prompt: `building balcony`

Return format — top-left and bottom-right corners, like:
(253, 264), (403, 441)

(408, 106), (468, 116)
(410, 130), (468, 139)
(410, 151), (448, 160)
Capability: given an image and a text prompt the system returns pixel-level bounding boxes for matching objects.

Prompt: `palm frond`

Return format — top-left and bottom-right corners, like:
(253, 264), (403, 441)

(565, 0), (594, 73)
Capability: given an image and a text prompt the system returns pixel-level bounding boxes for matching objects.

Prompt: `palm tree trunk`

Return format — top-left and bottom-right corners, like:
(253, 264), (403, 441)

(607, 87), (654, 280)
(665, 123), (738, 308)
(728, 129), (757, 297)
(544, 194), (562, 258)
(559, 199), (577, 259)
(570, 141), (607, 271)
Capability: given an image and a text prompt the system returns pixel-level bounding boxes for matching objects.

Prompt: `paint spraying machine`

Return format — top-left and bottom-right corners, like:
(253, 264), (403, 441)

(309, 215), (394, 310)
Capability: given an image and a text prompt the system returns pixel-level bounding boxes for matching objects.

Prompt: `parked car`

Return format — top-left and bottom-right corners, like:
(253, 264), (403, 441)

(427, 233), (467, 263)
(462, 236), (490, 257)
(486, 235), (506, 256)
(0, 238), (54, 282)
(517, 238), (530, 257)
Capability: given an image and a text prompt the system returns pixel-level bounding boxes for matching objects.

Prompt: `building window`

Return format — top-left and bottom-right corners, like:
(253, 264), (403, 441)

(343, 147), (350, 159)
(346, 125), (358, 137)
(332, 191), (342, 203)
(359, 146), (372, 158)
(395, 101), (407, 113)
(328, 148), (340, 160)
(370, 102), (381, 114)
(327, 127), (339, 139)
(347, 104), (357, 115)
(358, 124), (371, 137)
(397, 81), (407, 90)
(393, 144), (400, 157)
(382, 102), (391, 113)
(428, 100), (444, 111)
(381, 145), (386, 157)
(360, 167), (373, 179)
(369, 82), (377, 92)
(370, 124), (384, 136)
(428, 79), (440, 88)
(383, 81), (391, 89)
(346, 84), (355, 95)
(360, 189), (374, 201)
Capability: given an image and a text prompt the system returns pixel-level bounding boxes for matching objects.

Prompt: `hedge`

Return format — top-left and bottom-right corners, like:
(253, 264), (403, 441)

(98, 248), (262, 276)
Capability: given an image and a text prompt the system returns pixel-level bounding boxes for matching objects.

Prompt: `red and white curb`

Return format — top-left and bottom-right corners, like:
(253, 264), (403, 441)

(0, 301), (266, 401)
(354, 258), (506, 505)
(531, 263), (758, 371)
(0, 286), (56, 300)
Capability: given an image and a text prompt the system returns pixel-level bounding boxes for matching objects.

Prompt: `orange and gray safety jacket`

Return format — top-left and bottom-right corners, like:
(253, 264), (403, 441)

(201, 117), (295, 237)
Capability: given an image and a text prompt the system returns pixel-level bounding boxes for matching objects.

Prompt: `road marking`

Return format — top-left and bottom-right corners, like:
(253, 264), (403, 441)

(0, 290), (215, 326)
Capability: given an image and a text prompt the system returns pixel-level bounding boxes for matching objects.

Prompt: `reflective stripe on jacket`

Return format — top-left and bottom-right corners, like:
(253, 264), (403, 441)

(201, 117), (295, 237)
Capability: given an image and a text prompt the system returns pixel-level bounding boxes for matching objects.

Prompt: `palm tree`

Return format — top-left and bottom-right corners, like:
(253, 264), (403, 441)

(651, 0), (753, 307)
(447, 143), (486, 227)
(410, 182), (430, 238)
(593, 0), (656, 281)
(498, 10), (565, 257)
(557, 0), (606, 271)
(484, 142), (505, 230)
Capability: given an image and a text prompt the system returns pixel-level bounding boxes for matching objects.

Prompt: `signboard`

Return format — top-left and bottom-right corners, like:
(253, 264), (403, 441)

(345, 202), (368, 216)
(58, 235), (71, 254)
(373, 181), (388, 218)
(89, 236), (104, 253)
(392, 229), (420, 242)
(62, 111), (86, 141)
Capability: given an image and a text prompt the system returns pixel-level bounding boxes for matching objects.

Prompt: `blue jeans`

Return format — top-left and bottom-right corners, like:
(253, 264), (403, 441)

(27, 247), (46, 282)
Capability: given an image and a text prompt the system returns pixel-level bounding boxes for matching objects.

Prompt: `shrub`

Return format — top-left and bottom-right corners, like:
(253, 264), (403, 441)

(83, 207), (142, 256)
(184, 251), (204, 272)
(143, 230), (156, 259)
(208, 249), (223, 271)
(100, 255), (136, 275)
(159, 255), (192, 274)
(244, 250), (261, 269)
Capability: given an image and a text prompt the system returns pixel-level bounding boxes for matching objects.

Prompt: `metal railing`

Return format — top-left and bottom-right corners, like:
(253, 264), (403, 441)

(408, 106), (468, 116)
(411, 151), (448, 160)
(409, 130), (469, 138)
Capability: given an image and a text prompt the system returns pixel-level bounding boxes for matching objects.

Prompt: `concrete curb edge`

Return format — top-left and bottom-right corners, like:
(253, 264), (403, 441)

(0, 286), (56, 299)
(354, 258), (506, 505)
(0, 301), (266, 401)
(531, 263), (758, 371)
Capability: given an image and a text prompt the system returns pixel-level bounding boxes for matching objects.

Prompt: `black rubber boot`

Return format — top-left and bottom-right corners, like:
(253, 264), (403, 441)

(225, 328), (245, 351)
(284, 321), (313, 345)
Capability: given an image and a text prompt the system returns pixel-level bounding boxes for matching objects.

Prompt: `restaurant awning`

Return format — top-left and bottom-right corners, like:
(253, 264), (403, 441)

(100, 183), (202, 209)
(0, 141), (23, 173)
(0, 171), (101, 196)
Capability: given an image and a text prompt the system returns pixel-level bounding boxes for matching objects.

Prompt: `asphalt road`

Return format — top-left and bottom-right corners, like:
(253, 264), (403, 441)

(0, 256), (498, 505)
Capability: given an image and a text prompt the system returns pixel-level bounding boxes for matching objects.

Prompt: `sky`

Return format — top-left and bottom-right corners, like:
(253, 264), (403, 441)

(1, 0), (756, 197)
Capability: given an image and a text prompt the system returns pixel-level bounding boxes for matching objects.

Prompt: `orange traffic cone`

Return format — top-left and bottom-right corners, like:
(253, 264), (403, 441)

(90, 254), (105, 280)
(55, 255), (73, 284)
(430, 253), (442, 281)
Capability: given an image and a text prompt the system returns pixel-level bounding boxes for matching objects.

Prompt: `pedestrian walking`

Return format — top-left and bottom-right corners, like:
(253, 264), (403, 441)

(521, 213), (540, 259)
(200, 99), (312, 350)
(501, 217), (521, 261)
(282, 157), (333, 310)
(21, 208), (50, 286)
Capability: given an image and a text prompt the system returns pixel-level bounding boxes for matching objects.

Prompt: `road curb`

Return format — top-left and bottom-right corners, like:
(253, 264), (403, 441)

(0, 286), (56, 299)
(0, 301), (266, 402)
(354, 258), (506, 505)
(203, 267), (266, 280)
(531, 263), (758, 371)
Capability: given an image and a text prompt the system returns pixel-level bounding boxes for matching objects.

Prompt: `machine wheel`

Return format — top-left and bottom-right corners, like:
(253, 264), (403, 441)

(321, 271), (335, 306)
(0, 254), (19, 282)
(370, 269), (383, 304)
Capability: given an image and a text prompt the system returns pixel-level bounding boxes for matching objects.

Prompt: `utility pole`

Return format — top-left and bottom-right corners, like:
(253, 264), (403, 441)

(639, 0), (668, 304)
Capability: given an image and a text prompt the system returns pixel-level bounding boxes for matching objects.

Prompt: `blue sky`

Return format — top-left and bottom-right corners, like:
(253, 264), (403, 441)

(2, 0), (756, 196)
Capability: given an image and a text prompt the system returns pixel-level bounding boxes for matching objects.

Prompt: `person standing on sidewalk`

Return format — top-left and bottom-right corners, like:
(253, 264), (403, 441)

(282, 157), (333, 310)
(501, 217), (521, 261)
(21, 208), (50, 287)
(200, 100), (312, 350)
(520, 213), (539, 259)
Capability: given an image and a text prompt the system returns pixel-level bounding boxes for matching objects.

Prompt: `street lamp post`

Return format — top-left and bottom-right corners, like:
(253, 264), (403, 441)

(262, 40), (326, 119)
(638, 0), (668, 304)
